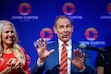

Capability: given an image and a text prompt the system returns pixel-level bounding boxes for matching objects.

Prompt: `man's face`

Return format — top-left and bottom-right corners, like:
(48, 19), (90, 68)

(53, 18), (74, 42)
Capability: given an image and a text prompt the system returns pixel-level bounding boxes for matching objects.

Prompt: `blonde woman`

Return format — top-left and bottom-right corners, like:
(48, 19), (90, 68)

(0, 20), (30, 74)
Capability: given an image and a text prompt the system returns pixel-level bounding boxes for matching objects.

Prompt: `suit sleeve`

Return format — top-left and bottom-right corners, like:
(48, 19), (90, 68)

(30, 60), (45, 74)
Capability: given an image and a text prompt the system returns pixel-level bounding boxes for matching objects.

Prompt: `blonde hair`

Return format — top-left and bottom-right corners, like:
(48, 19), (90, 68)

(0, 20), (26, 65)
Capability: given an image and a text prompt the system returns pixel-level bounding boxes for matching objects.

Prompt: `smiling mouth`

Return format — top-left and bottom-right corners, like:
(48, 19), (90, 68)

(62, 35), (69, 38)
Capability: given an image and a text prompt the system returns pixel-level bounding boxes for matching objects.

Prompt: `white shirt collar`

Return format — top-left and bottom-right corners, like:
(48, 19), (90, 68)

(58, 39), (72, 46)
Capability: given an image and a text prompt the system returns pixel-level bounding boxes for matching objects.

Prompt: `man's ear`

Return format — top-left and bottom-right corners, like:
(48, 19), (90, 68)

(71, 25), (74, 32)
(53, 26), (57, 34)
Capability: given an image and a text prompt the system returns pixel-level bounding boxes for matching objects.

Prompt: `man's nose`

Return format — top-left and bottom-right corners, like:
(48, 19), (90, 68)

(63, 27), (67, 31)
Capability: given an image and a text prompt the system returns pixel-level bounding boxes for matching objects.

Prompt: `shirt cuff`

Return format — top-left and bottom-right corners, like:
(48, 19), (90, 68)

(37, 59), (44, 67)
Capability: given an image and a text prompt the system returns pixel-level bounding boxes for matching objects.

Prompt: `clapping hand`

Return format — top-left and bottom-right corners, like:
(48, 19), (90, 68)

(1, 58), (21, 74)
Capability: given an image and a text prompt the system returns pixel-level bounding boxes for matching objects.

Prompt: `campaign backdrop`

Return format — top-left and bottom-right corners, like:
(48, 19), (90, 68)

(0, 0), (111, 68)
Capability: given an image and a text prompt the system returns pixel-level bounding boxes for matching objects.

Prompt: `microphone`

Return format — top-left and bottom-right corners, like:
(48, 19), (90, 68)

(79, 43), (105, 53)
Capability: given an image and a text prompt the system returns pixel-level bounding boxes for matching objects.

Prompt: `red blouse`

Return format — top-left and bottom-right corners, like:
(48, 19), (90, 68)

(0, 48), (30, 74)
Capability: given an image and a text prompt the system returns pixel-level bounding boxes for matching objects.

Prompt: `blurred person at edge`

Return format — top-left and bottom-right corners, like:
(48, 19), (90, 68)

(0, 20), (30, 74)
(30, 15), (96, 74)
(96, 46), (111, 74)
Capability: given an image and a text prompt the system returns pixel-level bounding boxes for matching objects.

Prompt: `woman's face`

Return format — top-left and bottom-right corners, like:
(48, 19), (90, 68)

(1, 24), (15, 46)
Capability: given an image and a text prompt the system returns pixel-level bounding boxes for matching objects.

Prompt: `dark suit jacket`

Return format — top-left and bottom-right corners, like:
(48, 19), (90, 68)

(31, 41), (96, 74)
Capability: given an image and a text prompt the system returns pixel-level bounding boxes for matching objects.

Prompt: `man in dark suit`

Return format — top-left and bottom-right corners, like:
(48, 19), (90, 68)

(31, 15), (96, 74)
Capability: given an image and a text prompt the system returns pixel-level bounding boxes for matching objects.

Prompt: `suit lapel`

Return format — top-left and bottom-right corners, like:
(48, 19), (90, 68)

(54, 42), (59, 65)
